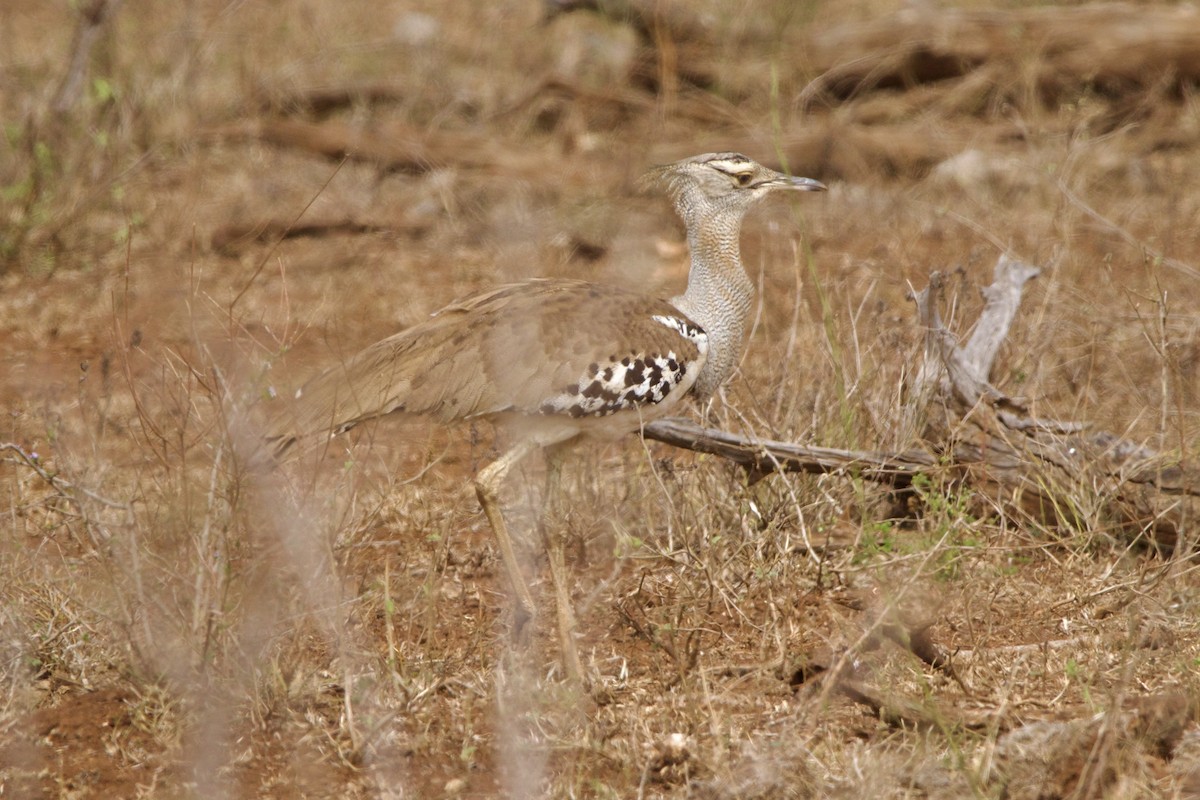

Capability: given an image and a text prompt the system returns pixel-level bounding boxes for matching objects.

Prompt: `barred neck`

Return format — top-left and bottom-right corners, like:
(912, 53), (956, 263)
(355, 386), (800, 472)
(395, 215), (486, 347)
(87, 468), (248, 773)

(671, 206), (755, 398)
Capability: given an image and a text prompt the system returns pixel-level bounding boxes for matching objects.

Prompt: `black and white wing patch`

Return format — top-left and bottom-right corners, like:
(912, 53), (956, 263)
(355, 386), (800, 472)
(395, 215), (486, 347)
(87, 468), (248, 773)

(536, 314), (708, 419)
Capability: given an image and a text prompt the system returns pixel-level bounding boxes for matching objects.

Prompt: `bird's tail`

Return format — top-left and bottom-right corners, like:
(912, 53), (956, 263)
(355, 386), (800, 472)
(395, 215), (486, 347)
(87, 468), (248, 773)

(261, 334), (430, 461)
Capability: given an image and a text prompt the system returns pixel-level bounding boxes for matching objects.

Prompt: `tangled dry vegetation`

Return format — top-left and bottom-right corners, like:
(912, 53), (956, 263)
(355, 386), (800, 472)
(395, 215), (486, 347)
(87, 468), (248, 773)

(4, 0), (1200, 797)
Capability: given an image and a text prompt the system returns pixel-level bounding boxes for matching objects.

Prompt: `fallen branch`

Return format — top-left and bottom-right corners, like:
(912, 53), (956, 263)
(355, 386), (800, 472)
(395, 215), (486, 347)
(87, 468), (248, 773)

(804, 4), (1200, 106)
(253, 82), (409, 117)
(642, 417), (934, 487)
(213, 119), (551, 177)
(494, 76), (656, 122)
(912, 258), (1198, 546)
(790, 646), (979, 732)
(835, 679), (976, 732)
(645, 254), (1200, 548)
(210, 217), (428, 255)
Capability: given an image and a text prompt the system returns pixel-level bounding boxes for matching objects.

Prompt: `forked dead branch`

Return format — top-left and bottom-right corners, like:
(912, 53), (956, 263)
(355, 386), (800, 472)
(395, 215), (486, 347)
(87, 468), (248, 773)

(645, 255), (1199, 548)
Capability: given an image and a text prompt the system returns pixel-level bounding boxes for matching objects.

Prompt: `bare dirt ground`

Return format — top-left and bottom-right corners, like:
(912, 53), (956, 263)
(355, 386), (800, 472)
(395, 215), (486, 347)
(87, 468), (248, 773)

(4, 0), (1200, 797)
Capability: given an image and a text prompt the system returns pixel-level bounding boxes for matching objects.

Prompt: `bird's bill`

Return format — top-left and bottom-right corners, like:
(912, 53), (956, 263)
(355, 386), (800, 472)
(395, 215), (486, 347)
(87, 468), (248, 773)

(773, 175), (827, 192)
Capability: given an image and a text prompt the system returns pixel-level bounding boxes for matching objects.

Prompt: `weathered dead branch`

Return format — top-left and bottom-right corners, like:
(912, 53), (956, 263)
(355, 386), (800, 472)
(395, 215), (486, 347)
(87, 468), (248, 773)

(252, 83), (410, 117)
(214, 119), (551, 177)
(804, 4), (1200, 108)
(642, 418), (935, 487)
(209, 217), (428, 255)
(912, 257), (1198, 546)
(645, 254), (1200, 548)
(780, 122), (959, 183)
(791, 643), (979, 732)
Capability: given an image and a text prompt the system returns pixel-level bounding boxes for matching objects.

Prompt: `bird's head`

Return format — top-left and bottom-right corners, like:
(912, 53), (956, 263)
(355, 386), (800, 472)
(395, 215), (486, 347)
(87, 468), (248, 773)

(640, 152), (825, 222)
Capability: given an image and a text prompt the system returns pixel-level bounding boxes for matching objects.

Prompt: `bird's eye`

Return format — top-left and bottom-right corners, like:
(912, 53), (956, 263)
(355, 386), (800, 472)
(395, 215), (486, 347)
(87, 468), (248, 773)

(736, 173), (752, 186)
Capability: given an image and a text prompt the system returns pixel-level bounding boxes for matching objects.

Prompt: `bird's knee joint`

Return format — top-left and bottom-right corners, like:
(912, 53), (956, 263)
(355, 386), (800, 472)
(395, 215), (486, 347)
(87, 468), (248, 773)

(474, 478), (498, 506)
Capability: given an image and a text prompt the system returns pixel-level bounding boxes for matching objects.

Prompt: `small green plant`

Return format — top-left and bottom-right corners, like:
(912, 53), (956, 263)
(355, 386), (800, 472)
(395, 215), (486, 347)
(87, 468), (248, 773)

(910, 473), (974, 522)
(1, 131), (56, 266)
(856, 519), (898, 562)
(1068, 659), (1097, 710)
(612, 531), (645, 559)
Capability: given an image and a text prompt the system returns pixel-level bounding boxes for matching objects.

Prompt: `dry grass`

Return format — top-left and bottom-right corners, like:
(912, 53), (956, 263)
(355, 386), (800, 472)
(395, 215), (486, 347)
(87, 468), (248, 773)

(4, 0), (1200, 797)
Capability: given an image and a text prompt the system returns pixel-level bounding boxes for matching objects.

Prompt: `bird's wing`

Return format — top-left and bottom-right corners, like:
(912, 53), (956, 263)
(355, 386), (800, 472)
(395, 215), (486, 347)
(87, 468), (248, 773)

(264, 279), (707, 456)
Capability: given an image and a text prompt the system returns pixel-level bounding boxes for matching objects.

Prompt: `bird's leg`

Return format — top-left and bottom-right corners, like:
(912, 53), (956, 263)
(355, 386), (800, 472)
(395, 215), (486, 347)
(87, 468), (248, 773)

(540, 443), (586, 689)
(474, 439), (539, 633)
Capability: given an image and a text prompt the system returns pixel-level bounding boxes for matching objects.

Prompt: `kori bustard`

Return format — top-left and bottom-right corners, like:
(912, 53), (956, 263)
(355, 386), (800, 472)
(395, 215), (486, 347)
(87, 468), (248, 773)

(265, 152), (825, 687)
